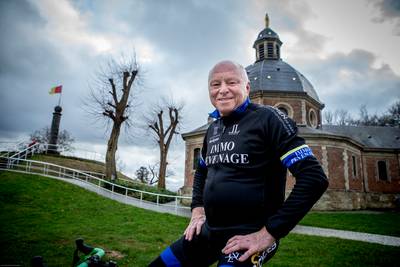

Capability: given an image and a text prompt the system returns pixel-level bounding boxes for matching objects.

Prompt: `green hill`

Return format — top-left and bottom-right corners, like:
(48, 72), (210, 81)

(31, 154), (132, 180)
(0, 171), (399, 267)
(31, 154), (178, 199)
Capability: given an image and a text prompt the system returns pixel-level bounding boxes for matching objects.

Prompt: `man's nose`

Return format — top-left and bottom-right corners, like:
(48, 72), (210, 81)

(219, 82), (229, 94)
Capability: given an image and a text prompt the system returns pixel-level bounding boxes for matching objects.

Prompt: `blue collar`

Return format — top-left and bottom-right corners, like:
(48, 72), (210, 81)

(209, 97), (251, 119)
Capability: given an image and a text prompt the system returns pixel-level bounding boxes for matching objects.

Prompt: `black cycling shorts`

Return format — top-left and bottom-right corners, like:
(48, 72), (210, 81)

(153, 224), (279, 267)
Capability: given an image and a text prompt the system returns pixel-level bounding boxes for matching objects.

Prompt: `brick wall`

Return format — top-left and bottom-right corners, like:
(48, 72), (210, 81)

(365, 154), (400, 193)
(327, 147), (346, 189)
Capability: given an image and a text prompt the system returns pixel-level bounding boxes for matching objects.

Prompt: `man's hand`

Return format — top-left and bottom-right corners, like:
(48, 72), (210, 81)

(184, 207), (206, 241)
(222, 227), (276, 262)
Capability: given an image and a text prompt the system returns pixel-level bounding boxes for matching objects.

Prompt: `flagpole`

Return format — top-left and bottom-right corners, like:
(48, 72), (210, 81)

(58, 90), (62, 106)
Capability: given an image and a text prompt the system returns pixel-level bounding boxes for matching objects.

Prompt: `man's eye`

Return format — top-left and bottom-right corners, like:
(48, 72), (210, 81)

(228, 81), (238, 85)
(211, 83), (220, 87)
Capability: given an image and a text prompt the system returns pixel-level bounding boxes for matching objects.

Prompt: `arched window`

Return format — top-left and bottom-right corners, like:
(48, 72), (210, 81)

(274, 102), (293, 119)
(377, 161), (388, 181)
(352, 155), (357, 178)
(278, 107), (288, 116)
(193, 148), (201, 170)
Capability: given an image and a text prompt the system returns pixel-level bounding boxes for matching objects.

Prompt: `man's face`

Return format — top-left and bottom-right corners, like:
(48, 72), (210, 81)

(208, 63), (250, 117)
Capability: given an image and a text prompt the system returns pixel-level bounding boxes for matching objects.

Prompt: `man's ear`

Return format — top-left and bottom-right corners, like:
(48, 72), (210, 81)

(245, 82), (250, 95)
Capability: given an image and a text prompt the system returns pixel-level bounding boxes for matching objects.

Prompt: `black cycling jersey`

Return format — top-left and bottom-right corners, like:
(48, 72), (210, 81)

(148, 100), (328, 267)
(191, 101), (328, 239)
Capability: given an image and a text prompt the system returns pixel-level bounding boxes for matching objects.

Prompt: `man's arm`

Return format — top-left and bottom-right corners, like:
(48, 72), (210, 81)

(190, 158), (207, 210)
(266, 156), (328, 239)
(262, 107), (329, 239)
(223, 107), (328, 261)
(184, 134), (209, 241)
(184, 164), (207, 241)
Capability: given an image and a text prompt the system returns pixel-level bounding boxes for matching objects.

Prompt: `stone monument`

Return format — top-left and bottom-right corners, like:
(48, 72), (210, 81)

(47, 105), (62, 154)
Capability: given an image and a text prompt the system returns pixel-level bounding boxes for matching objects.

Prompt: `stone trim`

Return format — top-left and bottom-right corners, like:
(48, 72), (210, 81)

(322, 145), (329, 178)
(301, 100), (306, 125)
(308, 108), (318, 128)
(309, 190), (399, 210)
(249, 90), (324, 108)
(362, 156), (369, 192)
(343, 149), (349, 191)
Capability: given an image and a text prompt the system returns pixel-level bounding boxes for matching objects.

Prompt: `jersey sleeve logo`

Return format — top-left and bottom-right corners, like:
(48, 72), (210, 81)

(199, 156), (207, 169)
(280, 144), (314, 168)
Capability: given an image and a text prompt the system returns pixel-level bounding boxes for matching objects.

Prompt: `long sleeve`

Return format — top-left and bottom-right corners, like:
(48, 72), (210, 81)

(190, 133), (209, 210)
(265, 156), (328, 239)
(262, 106), (329, 239)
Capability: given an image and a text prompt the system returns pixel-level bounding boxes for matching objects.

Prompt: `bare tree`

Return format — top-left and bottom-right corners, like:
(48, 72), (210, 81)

(323, 110), (334, 125)
(85, 55), (140, 181)
(334, 109), (351, 125)
(135, 164), (160, 185)
(146, 99), (183, 189)
(353, 102), (399, 127)
(147, 164), (159, 185)
(323, 101), (400, 127)
(30, 126), (74, 151)
(383, 100), (400, 127)
(135, 166), (150, 183)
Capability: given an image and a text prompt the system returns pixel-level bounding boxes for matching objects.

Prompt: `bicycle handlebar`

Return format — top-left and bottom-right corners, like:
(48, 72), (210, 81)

(73, 238), (106, 267)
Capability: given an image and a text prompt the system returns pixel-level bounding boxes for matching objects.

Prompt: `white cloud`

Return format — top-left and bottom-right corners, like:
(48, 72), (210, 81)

(29, 0), (112, 54)
(303, 0), (400, 74)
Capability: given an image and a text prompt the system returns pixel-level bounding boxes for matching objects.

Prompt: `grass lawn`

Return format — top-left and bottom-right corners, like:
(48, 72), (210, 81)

(1, 171), (399, 266)
(300, 210), (400, 237)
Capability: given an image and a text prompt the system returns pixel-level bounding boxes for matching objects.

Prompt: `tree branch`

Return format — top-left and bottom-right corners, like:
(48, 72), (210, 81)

(108, 78), (118, 105)
(107, 101), (116, 109)
(165, 108), (178, 150)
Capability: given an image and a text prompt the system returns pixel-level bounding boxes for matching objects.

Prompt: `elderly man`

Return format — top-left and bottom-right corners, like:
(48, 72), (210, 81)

(149, 60), (328, 267)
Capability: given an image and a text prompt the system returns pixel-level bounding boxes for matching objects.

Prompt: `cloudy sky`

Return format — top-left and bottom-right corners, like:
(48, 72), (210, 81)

(1, 0), (399, 191)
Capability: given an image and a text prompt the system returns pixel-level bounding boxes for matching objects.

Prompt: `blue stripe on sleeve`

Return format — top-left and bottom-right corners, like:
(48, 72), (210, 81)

(160, 246), (181, 267)
(199, 157), (207, 168)
(281, 146), (314, 168)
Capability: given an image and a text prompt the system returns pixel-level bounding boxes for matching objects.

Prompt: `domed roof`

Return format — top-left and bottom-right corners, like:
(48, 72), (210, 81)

(247, 13), (321, 104)
(246, 60), (321, 103)
(253, 28), (281, 48)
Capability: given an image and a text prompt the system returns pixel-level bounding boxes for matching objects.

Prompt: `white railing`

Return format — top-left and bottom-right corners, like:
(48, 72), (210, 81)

(0, 157), (191, 216)
(7, 143), (41, 167)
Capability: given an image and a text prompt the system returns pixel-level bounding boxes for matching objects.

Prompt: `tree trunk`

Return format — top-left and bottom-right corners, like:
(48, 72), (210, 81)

(105, 123), (121, 181)
(158, 146), (168, 189)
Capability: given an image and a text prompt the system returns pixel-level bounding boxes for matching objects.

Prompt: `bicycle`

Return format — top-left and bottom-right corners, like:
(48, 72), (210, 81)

(31, 238), (117, 267)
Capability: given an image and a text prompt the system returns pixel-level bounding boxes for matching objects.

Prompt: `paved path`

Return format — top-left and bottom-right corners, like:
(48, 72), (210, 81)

(292, 225), (400, 246)
(34, 174), (400, 247)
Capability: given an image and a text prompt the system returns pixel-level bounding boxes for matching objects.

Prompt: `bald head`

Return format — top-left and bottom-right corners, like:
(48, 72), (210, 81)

(207, 60), (250, 117)
(208, 60), (249, 84)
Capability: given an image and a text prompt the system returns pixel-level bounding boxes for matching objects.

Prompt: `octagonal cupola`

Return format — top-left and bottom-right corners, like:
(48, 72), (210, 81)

(253, 13), (282, 61)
